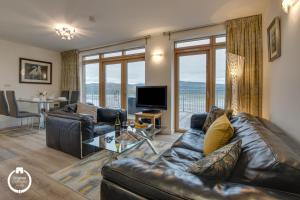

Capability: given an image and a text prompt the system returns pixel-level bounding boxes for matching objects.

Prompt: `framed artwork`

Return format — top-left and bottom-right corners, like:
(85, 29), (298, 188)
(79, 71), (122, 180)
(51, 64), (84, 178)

(19, 58), (52, 84)
(267, 17), (281, 62)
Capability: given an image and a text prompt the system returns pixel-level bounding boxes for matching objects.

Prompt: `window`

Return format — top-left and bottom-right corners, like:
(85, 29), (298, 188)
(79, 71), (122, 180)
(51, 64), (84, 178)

(178, 53), (207, 130)
(127, 60), (145, 119)
(125, 48), (145, 55)
(83, 63), (100, 106)
(105, 63), (122, 109)
(175, 38), (210, 48)
(215, 48), (226, 108)
(83, 55), (99, 61)
(175, 35), (226, 132)
(215, 36), (226, 43)
(103, 51), (122, 58)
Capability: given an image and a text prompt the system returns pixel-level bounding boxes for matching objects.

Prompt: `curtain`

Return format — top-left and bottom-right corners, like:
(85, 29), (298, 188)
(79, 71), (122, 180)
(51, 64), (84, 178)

(225, 15), (263, 116)
(61, 50), (79, 91)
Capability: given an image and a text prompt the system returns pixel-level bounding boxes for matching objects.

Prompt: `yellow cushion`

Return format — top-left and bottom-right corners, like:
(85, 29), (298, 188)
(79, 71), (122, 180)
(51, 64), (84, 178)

(203, 114), (234, 156)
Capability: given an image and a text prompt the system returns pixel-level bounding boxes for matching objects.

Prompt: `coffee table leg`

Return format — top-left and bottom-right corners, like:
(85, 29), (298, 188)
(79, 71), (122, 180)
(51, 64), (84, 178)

(140, 131), (159, 155)
(146, 139), (159, 155)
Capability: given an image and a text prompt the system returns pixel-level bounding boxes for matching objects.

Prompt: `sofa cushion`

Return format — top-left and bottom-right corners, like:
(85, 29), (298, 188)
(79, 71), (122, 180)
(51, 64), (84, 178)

(94, 122), (115, 136)
(204, 114), (234, 155)
(189, 140), (241, 180)
(172, 129), (205, 152)
(202, 106), (233, 132)
(77, 103), (98, 123)
(155, 147), (204, 171)
(97, 108), (127, 124)
(229, 113), (300, 194)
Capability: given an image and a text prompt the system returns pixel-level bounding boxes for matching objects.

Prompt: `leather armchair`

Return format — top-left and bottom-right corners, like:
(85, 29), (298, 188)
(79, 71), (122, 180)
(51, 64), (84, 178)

(46, 104), (127, 158)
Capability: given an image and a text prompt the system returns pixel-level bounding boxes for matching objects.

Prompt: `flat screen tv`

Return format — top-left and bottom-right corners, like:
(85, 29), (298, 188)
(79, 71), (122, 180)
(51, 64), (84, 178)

(136, 86), (167, 110)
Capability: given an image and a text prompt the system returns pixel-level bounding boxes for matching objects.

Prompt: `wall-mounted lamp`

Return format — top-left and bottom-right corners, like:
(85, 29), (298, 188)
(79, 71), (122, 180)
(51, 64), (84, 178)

(227, 53), (245, 115)
(282, 0), (299, 13)
(151, 50), (164, 63)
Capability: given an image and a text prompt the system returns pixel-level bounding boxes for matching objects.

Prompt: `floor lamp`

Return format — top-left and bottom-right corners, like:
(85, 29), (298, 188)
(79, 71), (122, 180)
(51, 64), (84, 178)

(227, 53), (245, 115)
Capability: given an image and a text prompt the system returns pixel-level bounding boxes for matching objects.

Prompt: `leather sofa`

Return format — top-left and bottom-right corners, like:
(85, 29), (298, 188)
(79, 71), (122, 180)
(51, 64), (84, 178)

(101, 113), (300, 200)
(46, 104), (127, 158)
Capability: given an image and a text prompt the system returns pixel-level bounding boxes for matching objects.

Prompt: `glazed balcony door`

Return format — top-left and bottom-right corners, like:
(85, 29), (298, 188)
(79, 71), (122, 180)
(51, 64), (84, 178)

(104, 62), (122, 109)
(176, 51), (209, 131)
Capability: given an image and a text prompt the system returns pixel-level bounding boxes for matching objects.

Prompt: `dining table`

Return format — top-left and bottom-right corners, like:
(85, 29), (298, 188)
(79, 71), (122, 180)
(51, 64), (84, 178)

(18, 98), (68, 129)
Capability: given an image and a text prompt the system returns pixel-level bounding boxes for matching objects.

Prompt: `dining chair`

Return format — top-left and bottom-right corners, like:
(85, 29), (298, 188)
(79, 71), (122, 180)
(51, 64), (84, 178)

(59, 90), (70, 108)
(0, 91), (9, 116)
(70, 90), (80, 104)
(6, 91), (40, 129)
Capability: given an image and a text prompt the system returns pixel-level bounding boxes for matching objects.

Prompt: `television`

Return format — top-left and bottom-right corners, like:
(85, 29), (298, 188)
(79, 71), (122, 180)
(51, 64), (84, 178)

(136, 86), (167, 110)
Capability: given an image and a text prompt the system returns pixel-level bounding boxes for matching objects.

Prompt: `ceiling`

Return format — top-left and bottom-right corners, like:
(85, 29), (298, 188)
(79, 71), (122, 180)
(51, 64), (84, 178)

(0, 0), (267, 52)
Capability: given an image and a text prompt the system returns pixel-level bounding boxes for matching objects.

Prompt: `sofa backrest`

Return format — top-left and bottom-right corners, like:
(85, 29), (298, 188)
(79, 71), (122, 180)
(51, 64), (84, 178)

(229, 113), (300, 194)
(97, 108), (127, 124)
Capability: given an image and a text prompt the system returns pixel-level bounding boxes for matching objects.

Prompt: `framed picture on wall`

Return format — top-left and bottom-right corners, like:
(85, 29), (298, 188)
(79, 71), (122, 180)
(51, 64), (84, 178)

(19, 58), (52, 84)
(267, 17), (281, 62)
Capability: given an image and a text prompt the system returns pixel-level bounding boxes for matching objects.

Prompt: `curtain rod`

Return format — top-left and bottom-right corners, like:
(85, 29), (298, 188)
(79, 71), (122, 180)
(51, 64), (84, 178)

(163, 21), (225, 36)
(79, 35), (151, 53)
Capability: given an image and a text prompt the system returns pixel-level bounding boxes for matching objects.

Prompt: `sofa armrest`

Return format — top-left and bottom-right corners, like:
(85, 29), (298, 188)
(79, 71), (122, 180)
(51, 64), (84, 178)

(47, 112), (94, 137)
(190, 113), (207, 130)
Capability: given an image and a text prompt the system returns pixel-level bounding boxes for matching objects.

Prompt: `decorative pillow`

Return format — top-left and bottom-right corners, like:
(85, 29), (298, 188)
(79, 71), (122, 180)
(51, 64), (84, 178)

(189, 140), (242, 180)
(202, 106), (233, 132)
(203, 114), (234, 156)
(76, 103), (98, 123)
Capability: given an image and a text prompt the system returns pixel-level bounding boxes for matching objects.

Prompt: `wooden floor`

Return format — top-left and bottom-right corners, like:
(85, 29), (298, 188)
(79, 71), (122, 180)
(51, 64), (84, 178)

(0, 128), (181, 200)
(0, 129), (87, 200)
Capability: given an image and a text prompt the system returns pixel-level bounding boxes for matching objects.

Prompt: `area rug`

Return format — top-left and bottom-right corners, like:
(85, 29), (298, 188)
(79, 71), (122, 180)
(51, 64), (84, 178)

(0, 128), (40, 137)
(50, 139), (174, 200)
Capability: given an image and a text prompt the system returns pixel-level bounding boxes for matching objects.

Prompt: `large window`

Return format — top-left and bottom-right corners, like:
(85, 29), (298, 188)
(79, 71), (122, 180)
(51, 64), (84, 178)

(82, 47), (145, 116)
(175, 35), (226, 132)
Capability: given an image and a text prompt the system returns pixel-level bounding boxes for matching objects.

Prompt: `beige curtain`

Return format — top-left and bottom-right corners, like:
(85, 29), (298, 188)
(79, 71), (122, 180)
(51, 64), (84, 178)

(225, 15), (263, 116)
(61, 50), (79, 91)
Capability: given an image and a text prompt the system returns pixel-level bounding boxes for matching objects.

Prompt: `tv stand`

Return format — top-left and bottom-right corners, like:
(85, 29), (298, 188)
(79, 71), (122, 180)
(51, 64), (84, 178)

(135, 112), (162, 130)
(142, 109), (161, 114)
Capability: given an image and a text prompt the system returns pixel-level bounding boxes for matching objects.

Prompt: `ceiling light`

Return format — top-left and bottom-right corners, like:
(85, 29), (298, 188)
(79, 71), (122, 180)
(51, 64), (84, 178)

(282, 0), (299, 13)
(55, 24), (76, 40)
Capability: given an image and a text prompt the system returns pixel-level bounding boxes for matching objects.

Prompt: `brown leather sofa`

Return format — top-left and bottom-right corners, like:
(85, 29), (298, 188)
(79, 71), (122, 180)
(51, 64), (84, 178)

(101, 113), (300, 200)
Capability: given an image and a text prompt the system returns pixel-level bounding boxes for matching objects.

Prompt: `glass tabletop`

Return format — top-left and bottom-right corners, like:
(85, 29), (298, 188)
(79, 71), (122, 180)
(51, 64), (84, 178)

(83, 131), (145, 154)
(133, 124), (164, 139)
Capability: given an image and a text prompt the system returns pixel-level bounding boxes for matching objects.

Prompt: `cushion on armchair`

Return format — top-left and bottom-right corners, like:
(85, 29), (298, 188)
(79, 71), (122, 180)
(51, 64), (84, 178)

(76, 103), (98, 123)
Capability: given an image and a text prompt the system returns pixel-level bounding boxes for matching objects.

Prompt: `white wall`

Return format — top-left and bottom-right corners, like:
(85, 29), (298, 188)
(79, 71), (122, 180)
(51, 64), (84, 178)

(0, 39), (61, 129)
(262, 0), (300, 142)
(145, 34), (174, 134)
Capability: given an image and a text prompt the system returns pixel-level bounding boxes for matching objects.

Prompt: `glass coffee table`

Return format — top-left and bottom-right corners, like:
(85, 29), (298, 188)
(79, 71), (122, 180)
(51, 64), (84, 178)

(83, 129), (158, 161)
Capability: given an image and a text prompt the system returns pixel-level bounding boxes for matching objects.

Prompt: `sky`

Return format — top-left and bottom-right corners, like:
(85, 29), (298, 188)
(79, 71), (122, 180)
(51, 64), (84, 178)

(85, 49), (226, 85)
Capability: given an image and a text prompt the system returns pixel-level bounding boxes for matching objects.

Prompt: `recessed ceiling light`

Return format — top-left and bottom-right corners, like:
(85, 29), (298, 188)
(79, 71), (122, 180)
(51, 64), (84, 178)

(54, 24), (76, 40)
